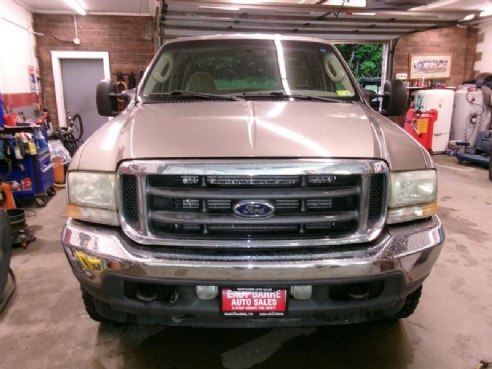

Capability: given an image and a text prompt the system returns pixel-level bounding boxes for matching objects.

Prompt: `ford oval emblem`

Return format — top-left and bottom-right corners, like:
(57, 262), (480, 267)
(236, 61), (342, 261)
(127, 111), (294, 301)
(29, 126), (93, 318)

(233, 201), (275, 219)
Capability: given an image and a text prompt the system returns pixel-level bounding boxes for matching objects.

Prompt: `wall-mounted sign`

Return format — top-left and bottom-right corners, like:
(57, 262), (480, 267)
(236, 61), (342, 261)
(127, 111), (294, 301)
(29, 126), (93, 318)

(409, 55), (452, 80)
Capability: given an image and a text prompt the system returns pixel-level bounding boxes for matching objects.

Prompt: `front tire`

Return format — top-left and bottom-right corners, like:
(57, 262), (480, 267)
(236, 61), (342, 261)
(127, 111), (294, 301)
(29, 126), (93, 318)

(488, 156), (491, 181)
(81, 287), (109, 323)
(391, 286), (422, 319)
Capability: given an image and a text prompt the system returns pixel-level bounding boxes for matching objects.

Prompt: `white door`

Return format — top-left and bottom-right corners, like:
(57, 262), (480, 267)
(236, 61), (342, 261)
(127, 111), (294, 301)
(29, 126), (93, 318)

(52, 51), (110, 140)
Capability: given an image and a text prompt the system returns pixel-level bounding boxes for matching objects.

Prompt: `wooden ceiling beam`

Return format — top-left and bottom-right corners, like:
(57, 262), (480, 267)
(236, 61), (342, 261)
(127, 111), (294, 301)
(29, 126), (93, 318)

(160, 24), (412, 35)
(163, 10), (459, 26)
(162, 13), (446, 28)
(162, 23), (420, 33)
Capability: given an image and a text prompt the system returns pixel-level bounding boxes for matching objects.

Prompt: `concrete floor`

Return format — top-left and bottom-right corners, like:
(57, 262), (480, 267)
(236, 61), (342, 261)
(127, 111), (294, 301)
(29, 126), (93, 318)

(0, 155), (491, 369)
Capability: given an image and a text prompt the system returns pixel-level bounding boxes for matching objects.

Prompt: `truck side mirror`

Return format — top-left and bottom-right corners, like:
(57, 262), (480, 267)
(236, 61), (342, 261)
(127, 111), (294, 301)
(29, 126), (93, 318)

(363, 89), (380, 110)
(96, 79), (129, 117)
(382, 79), (408, 116)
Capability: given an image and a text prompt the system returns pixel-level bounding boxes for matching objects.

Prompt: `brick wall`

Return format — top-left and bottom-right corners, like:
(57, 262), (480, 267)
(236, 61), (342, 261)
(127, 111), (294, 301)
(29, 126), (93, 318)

(393, 26), (478, 87)
(34, 16), (479, 124)
(33, 14), (155, 126)
(474, 21), (492, 75)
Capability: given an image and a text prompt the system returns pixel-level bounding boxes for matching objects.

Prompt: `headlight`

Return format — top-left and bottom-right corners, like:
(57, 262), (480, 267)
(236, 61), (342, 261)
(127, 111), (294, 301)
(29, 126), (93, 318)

(387, 170), (437, 224)
(67, 172), (118, 225)
(389, 170), (436, 207)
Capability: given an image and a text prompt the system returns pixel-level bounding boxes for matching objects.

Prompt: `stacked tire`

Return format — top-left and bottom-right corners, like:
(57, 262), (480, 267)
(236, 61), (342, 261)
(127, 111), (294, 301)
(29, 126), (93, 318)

(489, 155), (491, 181)
(0, 210), (12, 299)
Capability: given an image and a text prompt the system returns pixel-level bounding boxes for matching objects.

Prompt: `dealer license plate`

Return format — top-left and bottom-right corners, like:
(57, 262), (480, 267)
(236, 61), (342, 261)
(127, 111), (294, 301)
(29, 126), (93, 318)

(221, 288), (288, 317)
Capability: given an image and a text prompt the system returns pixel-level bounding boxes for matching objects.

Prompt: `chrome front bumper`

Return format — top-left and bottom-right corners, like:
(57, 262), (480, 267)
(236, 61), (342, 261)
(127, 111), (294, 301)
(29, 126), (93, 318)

(62, 216), (444, 287)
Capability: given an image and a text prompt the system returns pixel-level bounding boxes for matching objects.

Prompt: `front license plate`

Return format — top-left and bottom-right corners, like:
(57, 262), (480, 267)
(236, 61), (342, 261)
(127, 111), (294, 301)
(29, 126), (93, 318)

(221, 288), (287, 317)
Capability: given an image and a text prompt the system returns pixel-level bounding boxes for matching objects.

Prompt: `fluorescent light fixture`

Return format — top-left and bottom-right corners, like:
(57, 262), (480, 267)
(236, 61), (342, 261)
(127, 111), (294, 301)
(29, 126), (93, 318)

(64, 0), (86, 16)
(352, 12), (376, 16)
(463, 14), (475, 21)
(480, 7), (492, 17)
(409, 0), (457, 11)
(425, 0), (457, 9)
(323, 0), (367, 7)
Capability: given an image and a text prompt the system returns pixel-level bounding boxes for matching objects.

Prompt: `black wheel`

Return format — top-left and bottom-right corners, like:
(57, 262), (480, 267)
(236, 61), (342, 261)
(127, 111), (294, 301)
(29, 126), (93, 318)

(391, 286), (422, 320)
(0, 211), (12, 298)
(65, 141), (79, 156)
(47, 187), (56, 196)
(70, 114), (84, 141)
(55, 128), (77, 142)
(81, 288), (109, 323)
(57, 130), (80, 156)
(489, 132), (492, 181)
(489, 157), (491, 181)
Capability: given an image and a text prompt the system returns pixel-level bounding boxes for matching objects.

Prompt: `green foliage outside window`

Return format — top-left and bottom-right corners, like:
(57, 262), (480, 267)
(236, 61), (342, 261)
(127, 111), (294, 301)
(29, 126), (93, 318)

(335, 44), (383, 80)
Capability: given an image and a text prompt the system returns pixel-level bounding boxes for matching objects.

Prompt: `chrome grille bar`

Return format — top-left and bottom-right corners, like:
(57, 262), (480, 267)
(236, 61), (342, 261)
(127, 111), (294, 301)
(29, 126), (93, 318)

(150, 210), (358, 225)
(118, 159), (388, 248)
(147, 187), (359, 199)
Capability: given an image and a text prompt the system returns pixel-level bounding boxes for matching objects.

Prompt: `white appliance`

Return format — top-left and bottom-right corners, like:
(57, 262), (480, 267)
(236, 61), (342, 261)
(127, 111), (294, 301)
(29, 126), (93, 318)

(451, 85), (492, 146)
(414, 89), (455, 153)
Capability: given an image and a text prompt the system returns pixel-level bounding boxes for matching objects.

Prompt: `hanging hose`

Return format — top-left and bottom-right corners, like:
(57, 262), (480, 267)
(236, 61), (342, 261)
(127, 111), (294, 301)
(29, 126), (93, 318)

(463, 88), (486, 146)
(464, 113), (482, 147)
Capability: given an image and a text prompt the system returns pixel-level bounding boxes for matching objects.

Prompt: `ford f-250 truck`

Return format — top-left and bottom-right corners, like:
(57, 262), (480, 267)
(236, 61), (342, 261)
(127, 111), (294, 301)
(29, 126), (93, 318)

(61, 34), (445, 327)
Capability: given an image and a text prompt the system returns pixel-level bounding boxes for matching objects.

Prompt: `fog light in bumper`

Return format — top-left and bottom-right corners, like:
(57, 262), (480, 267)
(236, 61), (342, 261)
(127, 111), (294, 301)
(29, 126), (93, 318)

(290, 285), (312, 300)
(196, 286), (219, 300)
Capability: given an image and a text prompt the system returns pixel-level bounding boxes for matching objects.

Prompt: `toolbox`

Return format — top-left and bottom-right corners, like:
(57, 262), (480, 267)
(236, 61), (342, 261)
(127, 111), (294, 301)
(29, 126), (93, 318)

(0, 126), (54, 206)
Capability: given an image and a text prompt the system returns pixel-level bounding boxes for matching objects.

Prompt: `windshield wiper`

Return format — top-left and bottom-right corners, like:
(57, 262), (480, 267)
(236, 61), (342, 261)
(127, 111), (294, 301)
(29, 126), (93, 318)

(145, 90), (243, 102)
(242, 91), (352, 103)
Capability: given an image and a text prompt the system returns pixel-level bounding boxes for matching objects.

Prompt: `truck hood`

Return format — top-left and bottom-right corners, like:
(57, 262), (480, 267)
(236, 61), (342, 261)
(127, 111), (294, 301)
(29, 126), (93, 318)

(72, 101), (431, 171)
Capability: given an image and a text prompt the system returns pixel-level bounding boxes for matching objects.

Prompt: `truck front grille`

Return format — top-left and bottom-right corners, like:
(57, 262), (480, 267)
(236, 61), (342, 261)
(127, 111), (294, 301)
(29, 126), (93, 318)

(118, 160), (388, 248)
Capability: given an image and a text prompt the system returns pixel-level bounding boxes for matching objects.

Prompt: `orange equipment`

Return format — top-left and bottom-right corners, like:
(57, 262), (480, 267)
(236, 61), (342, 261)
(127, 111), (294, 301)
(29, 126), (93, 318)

(404, 109), (438, 152)
(1, 183), (16, 209)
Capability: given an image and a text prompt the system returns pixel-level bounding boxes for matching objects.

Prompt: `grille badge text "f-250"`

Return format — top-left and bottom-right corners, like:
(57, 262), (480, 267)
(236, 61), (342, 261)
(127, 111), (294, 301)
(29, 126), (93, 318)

(233, 201), (275, 218)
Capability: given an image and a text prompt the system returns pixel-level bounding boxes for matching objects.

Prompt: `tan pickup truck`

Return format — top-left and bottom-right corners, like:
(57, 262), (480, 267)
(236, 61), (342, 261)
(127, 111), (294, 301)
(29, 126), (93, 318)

(62, 34), (444, 327)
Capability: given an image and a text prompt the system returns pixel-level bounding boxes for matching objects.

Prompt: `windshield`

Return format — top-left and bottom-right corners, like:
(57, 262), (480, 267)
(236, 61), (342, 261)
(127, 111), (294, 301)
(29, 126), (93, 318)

(141, 38), (358, 101)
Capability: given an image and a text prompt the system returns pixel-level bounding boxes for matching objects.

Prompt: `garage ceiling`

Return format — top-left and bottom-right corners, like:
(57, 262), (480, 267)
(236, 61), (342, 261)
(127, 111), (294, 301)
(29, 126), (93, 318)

(160, 0), (492, 41)
(15, 0), (492, 41)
